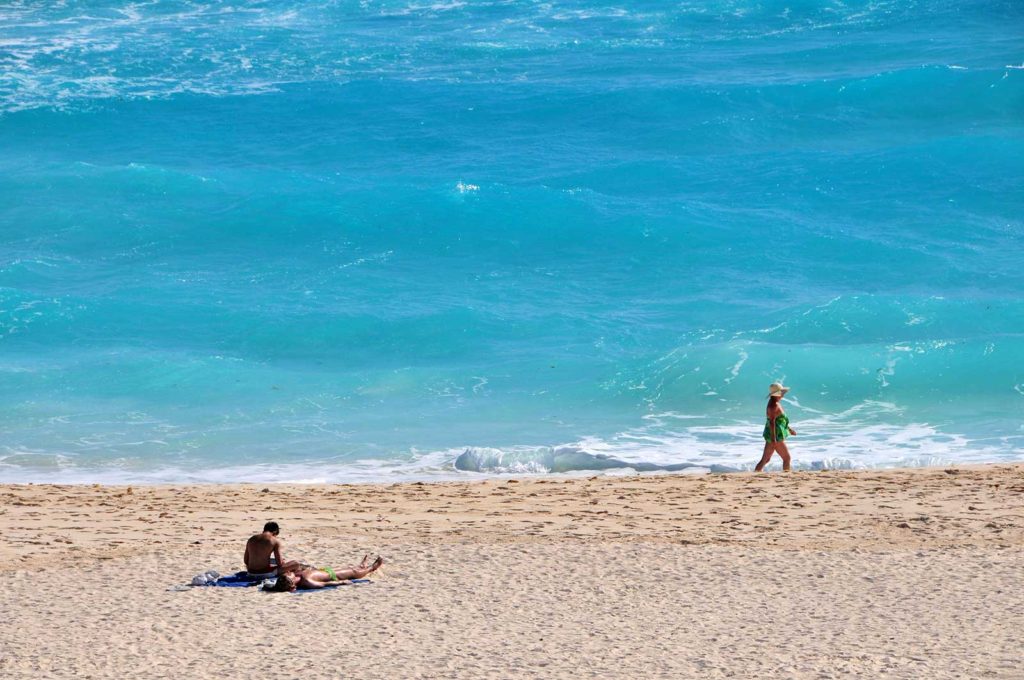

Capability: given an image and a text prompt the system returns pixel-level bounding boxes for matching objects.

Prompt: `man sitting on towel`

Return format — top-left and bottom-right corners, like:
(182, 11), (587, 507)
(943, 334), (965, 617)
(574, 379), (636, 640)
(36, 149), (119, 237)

(244, 521), (301, 579)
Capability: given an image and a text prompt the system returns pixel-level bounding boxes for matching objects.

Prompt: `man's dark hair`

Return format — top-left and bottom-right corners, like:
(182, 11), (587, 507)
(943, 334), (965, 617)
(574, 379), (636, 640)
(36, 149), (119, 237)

(263, 521), (280, 535)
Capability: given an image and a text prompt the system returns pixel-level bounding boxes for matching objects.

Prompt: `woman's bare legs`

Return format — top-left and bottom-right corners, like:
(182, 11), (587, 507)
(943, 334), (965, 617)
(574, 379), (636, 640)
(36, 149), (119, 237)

(330, 555), (384, 581)
(775, 442), (792, 471)
(755, 442), (792, 471)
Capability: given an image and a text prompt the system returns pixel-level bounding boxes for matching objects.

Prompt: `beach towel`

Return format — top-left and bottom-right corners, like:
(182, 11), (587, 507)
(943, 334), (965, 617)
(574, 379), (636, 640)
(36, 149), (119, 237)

(209, 571), (267, 587)
(171, 571), (372, 592)
(173, 570), (372, 592)
(180, 570), (265, 588)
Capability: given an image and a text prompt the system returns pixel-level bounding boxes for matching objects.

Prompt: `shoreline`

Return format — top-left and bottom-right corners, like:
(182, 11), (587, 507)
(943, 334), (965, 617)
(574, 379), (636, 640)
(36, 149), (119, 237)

(2, 456), (1021, 486)
(5, 452), (1020, 487)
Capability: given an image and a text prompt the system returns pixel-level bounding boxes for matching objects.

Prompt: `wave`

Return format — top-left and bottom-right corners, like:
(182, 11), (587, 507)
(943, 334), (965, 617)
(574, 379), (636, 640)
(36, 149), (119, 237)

(2, 405), (1019, 484)
(454, 447), (740, 474)
(0, 446), (1011, 485)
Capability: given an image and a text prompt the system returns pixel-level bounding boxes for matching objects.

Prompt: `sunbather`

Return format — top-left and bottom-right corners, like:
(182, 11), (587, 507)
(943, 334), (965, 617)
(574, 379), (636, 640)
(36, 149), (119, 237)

(268, 554), (384, 592)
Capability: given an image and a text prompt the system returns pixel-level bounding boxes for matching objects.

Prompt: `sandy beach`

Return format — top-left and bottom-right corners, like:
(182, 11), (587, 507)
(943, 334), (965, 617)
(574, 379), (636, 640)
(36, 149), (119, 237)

(2, 464), (1023, 679)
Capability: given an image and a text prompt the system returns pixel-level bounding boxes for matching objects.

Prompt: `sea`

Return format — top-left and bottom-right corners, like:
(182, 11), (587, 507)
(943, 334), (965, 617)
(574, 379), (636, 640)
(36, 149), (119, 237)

(1, 0), (1022, 483)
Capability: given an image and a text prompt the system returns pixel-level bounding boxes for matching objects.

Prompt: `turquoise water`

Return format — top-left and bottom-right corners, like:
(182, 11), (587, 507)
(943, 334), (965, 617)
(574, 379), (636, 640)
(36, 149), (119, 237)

(1, 1), (1022, 482)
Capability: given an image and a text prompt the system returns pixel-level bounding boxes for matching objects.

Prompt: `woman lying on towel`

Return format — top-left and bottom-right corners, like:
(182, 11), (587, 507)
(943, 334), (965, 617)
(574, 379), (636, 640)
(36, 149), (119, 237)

(268, 554), (384, 592)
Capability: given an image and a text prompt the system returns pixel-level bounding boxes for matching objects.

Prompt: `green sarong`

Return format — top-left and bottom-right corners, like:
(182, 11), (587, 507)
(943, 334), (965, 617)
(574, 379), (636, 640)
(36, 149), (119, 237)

(763, 413), (790, 442)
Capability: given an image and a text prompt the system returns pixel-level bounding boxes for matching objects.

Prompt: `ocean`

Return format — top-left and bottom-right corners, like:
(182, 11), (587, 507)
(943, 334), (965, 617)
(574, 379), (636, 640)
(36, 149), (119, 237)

(1, 0), (1022, 483)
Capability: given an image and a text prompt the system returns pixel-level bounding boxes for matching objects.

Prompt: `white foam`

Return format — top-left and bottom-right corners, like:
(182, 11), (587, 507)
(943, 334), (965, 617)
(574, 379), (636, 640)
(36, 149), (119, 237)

(0, 1), (295, 114)
(723, 348), (748, 383)
(2, 411), (1020, 485)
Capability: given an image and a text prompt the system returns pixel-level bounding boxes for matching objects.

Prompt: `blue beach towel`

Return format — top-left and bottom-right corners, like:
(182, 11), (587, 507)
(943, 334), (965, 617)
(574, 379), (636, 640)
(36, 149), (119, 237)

(180, 571), (371, 591)
(211, 571), (266, 587)
(185, 571), (266, 587)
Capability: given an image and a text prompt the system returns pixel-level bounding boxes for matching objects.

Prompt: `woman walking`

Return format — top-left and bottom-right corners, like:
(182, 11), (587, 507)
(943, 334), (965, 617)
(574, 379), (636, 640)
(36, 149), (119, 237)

(755, 382), (795, 471)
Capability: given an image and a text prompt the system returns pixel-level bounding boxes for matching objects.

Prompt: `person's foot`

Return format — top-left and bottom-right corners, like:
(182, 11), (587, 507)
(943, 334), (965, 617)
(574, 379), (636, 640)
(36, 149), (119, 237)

(367, 555), (384, 574)
(358, 553), (370, 568)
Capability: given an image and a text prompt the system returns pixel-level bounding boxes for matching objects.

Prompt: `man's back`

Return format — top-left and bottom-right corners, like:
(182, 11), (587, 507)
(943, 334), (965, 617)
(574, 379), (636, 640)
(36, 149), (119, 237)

(244, 521), (283, 574)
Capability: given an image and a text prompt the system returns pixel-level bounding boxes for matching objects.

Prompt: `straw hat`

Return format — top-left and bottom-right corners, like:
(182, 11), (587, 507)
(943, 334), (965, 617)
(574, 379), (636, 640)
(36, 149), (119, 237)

(767, 382), (790, 398)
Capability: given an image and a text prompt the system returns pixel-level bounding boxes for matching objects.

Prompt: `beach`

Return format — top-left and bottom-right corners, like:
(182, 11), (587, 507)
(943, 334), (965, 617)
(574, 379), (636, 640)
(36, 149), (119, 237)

(4, 2), (1022, 678)
(2, 464), (1022, 679)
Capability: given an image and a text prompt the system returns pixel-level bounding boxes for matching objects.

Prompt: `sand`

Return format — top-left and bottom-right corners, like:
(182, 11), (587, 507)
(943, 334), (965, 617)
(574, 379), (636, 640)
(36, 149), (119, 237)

(2, 464), (1022, 679)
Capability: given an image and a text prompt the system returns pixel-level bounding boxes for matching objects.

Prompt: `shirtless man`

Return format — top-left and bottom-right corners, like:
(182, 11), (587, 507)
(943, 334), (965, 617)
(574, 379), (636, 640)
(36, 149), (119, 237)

(243, 522), (302, 579)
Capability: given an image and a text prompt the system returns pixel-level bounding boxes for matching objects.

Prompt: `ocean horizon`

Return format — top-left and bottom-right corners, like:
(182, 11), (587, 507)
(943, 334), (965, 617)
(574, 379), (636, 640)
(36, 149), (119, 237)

(1, 0), (1022, 483)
